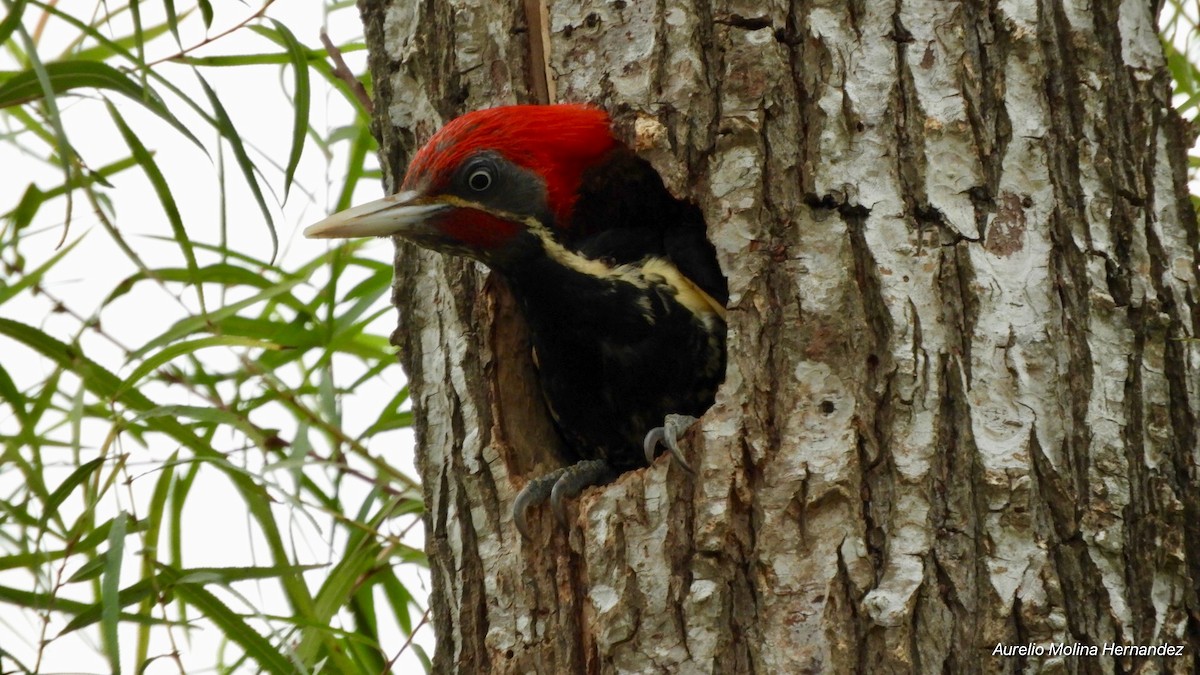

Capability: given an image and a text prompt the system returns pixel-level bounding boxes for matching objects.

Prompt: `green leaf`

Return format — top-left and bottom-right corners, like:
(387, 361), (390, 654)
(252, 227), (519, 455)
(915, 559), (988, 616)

(168, 463), (198, 616)
(175, 45), (363, 68)
(102, 263), (284, 306)
(1165, 40), (1199, 101)
(362, 386), (412, 437)
(7, 183), (43, 231)
(413, 644), (433, 673)
(42, 457), (106, 524)
(118, 336), (282, 394)
(0, 318), (318, 622)
(197, 74), (278, 261)
(291, 492), (396, 668)
(204, 316), (316, 348)
(197, 0), (213, 28)
(62, 563), (325, 635)
(0, 546), (77, 573)
(70, 19), (175, 66)
(107, 100), (204, 311)
(262, 20), (310, 200)
(0, 583), (166, 627)
(135, 405), (273, 450)
(141, 453), (177, 568)
(102, 512), (128, 674)
(0, 362), (27, 426)
(162, 0), (182, 42)
(379, 570), (416, 635)
(17, 2), (216, 158)
(137, 453), (177, 664)
(68, 552), (109, 584)
(335, 123), (373, 211)
(177, 52), (306, 67)
(0, 60), (202, 149)
(156, 565), (298, 675)
(143, 235), (286, 270)
(2, 156), (140, 229)
(127, 0), (146, 68)
(0, 0), (26, 46)
(8, 20), (76, 242)
(127, 277), (302, 360)
(0, 234), (82, 305)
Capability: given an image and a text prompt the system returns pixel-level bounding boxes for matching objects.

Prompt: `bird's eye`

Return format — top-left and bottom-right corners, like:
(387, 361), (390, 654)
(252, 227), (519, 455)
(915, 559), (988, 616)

(467, 166), (493, 191)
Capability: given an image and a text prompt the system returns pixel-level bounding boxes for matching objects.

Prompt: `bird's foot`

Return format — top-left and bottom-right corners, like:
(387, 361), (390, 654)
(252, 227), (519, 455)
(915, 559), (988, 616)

(513, 459), (615, 538)
(643, 413), (698, 474)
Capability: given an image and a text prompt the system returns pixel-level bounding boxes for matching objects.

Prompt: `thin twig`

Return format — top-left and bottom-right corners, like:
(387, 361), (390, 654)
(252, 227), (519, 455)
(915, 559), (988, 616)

(385, 606), (432, 672)
(320, 29), (373, 114)
(146, 0), (278, 69)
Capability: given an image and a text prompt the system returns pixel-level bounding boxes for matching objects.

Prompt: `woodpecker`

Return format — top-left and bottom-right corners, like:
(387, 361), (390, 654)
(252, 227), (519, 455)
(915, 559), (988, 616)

(305, 104), (727, 537)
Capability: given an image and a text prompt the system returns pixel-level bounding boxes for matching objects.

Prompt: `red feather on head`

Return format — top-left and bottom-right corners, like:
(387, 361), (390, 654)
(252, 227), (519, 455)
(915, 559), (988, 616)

(401, 104), (618, 228)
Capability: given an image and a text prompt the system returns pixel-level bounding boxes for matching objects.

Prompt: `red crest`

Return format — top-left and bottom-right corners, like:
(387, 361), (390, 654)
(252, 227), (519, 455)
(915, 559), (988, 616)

(402, 104), (618, 228)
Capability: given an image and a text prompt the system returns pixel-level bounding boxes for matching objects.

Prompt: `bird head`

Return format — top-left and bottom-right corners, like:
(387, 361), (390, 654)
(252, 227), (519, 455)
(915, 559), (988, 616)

(304, 104), (618, 264)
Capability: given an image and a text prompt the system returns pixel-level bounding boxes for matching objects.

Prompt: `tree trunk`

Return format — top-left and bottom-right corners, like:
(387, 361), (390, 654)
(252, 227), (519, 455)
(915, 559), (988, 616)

(358, 0), (1200, 672)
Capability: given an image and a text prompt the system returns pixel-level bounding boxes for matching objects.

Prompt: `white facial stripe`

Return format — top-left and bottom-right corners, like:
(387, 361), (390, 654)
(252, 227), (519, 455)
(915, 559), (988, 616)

(308, 194), (727, 322)
(537, 230), (727, 320)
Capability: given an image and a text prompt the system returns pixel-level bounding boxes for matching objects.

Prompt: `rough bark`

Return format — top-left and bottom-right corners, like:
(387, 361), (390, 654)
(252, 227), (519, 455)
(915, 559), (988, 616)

(358, 0), (1200, 672)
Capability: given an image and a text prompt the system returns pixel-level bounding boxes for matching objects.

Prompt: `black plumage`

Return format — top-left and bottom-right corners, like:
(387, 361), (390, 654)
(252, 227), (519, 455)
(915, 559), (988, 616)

(304, 104), (727, 535)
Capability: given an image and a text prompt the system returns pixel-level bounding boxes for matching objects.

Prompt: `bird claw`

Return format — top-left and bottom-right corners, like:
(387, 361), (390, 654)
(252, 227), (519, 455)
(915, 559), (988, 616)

(513, 460), (614, 538)
(643, 414), (698, 473)
(549, 459), (614, 525)
(513, 467), (567, 539)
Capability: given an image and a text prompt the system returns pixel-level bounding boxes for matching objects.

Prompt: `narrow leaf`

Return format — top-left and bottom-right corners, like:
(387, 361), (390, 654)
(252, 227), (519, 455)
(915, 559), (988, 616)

(0, 362), (27, 425)
(118, 336), (281, 394)
(0, 318), (316, 619)
(197, 0), (214, 28)
(0, 60), (202, 149)
(197, 74), (278, 260)
(106, 100), (204, 311)
(0, 230), (83, 305)
(0, 0), (27, 46)
(265, 20), (309, 200)
(163, 0), (182, 42)
(43, 457), (106, 521)
(127, 277), (302, 360)
(102, 512), (128, 675)
(335, 123), (372, 211)
(63, 563), (324, 634)
(157, 565), (297, 675)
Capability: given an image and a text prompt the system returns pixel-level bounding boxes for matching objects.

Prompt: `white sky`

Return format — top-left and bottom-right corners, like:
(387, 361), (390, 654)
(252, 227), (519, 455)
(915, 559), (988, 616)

(0, 3), (433, 672)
